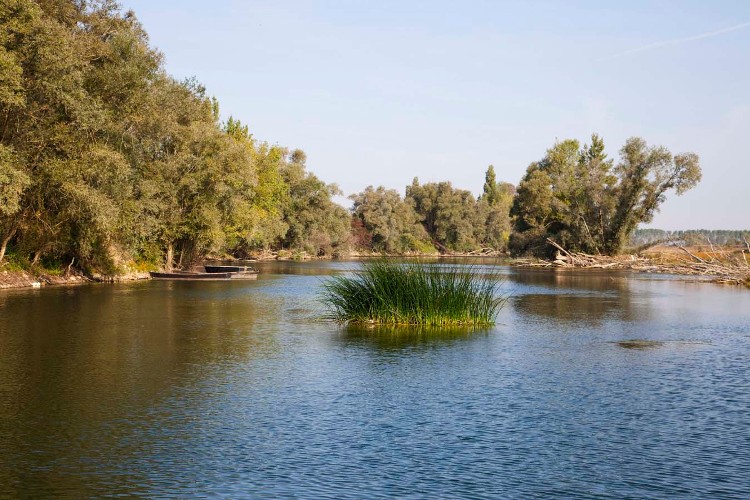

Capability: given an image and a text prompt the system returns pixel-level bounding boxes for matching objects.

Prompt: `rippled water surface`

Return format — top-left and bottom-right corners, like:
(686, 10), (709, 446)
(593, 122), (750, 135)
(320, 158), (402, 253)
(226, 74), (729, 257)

(1, 260), (750, 498)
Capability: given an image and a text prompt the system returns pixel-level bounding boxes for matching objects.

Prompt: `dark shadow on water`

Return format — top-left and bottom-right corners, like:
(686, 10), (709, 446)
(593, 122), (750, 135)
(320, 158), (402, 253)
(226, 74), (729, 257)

(611, 339), (711, 350)
(334, 323), (491, 350)
(614, 339), (666, 350)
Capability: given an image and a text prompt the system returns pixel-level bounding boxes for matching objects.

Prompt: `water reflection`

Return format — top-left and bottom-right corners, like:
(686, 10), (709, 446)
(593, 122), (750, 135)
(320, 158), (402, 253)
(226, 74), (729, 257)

(508, 269), (650, 326)
(0, 281), (283, 497)
(335, 323), (489, 350)
(250, 256), (514, 278)
(505, 268), (633, 294)
(245, 260), (355, 276)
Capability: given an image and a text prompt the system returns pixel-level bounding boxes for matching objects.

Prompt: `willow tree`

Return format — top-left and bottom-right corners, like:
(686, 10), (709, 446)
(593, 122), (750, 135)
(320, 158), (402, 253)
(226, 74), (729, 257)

(603, 138), (701, 254)
(406, 178), (487, 252)
(278, 149), (351, 256)
(0, 0), (152, 269)
(350, 185), (430, 253)
(510, 135), (701, 256)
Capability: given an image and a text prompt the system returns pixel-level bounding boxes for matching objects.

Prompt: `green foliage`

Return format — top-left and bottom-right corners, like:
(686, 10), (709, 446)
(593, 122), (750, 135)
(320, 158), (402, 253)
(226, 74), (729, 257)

(0, 250), (28, 271)
(406, 177), (511, 252)
(350, 185), (430, 253)
(279, 150), (351, 256)
(510, 134), (702, 257)
(0, 145), (29, 217)
(348, 170), (515, 255)
(605, 139), (701, 254)
(479, 166), (515, 249)
(407, 179), (478, 251)
(321, 261), (505, 326)
(0, 1), (350, 269)
(481, 165), (502, 205)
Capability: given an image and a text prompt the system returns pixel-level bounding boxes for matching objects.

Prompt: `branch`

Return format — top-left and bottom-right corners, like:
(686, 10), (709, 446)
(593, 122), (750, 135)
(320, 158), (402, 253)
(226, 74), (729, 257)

(546, 238), (582, 265)
(705, 236), (719, 263)
(676, 244), (708, 264)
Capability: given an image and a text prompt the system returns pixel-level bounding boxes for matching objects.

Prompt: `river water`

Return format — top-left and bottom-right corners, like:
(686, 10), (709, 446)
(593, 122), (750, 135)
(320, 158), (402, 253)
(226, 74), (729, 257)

(1, 260), (749, 498)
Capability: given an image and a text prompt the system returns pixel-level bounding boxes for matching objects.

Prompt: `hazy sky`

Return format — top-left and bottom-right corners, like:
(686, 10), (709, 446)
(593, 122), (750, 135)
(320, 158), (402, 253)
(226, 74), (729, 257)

(121, 0), (750, 229)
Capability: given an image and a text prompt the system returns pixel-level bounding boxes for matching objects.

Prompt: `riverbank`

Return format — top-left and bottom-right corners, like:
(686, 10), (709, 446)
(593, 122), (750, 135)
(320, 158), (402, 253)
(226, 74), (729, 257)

(0, 269), (88, 289)
(0, 269), (150, 290)
(4, 246), (747, 290)
(513, 242), (750, 288)
(226, 247), (503, 262)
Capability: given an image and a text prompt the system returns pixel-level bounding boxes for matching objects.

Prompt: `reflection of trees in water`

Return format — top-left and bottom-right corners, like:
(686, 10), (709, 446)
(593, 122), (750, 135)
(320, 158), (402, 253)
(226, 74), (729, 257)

(508, 268), (629, 292)
(334, 323), (490, 351)
(509, 270), (650, 325)
(0, 282), (283, 497)
(253, 257), (514, 278)
(252, 260), (348, 276)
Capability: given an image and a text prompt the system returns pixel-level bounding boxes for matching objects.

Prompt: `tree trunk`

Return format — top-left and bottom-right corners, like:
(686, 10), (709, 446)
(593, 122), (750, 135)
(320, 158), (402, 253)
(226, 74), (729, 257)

(0, 225), (18, 263)
(177, 243), (184, 269)
(165, 243), (174, 271)
(0, 233), (12, 263)
(31, 249), (42, 266)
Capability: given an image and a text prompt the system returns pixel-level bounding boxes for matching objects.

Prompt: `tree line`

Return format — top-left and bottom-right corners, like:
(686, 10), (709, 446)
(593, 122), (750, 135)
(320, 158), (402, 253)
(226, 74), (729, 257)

(349, 131), (702, 258)
(350, 167), (514, 255)
(630, 229), (750, 248)
(1, 1), (705, 274)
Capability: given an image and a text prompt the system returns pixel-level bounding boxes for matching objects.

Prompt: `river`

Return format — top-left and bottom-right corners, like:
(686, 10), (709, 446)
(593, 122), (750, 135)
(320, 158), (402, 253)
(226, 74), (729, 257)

(1, 260), (749, 498)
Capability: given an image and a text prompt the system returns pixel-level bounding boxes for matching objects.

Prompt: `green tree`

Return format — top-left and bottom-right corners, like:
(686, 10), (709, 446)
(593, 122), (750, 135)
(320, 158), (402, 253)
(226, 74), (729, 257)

(406, 178), (486, 252)
(482, 165), (500, 205)
(478, 165), (514, 250)
(279, 149), (351, 256)
(603, 138), (701, 254)
(350, 185), (430, 253)
(510, 134), (701, 256)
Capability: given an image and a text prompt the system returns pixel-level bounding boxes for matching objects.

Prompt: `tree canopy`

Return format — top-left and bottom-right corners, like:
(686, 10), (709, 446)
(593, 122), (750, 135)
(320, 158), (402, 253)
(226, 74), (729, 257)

(350, 185), (430, 254)
(509, 134), (701, 256)
(0, 0), (350, 270)
(348, 168), (514, 255)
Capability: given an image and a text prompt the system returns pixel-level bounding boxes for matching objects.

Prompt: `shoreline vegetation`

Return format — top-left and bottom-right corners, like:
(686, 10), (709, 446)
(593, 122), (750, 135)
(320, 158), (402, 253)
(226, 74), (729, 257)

(3, 240), (748, 291)
(1, 2), (748, 290)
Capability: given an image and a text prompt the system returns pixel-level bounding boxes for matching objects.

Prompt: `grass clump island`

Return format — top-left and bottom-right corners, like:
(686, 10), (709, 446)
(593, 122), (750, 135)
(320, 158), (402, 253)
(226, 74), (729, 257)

(321, 261), (505, 327)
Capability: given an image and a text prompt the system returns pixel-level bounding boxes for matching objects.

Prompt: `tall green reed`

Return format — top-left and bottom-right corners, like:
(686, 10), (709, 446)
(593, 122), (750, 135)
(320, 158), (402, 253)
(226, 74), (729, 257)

(321, 261), (505, 326)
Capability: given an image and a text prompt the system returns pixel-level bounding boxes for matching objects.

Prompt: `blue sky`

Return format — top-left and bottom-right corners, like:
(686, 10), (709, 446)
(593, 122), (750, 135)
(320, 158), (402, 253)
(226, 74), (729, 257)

(121, 0), (750, 229)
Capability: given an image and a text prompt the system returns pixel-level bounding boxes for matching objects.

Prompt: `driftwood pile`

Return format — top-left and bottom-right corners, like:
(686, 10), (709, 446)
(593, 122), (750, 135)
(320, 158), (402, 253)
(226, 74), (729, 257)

(656, 242), (750, 286)
(514, 239), (649, 269)
(513, 238), (750, 287)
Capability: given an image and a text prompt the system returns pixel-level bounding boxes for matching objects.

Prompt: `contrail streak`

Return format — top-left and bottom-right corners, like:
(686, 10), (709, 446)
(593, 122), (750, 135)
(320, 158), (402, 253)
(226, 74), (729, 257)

(603, 21), (750, 60)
